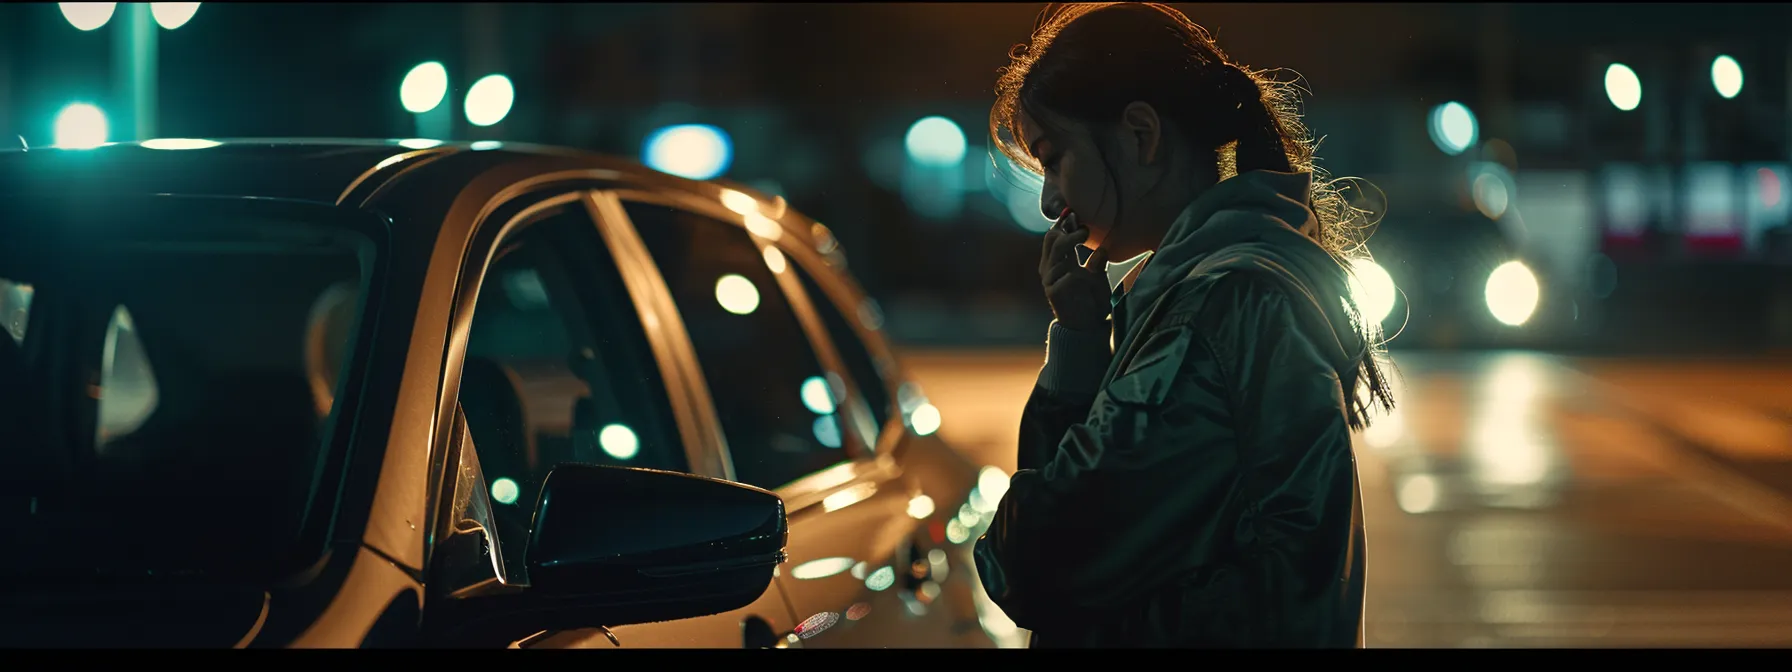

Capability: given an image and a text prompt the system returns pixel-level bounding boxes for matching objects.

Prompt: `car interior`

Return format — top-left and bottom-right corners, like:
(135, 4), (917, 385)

(0, 230), (366, 577)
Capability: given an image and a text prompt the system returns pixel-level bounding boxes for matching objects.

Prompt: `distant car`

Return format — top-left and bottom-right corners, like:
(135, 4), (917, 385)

(1357, 205), (1564, 350)
(0, 139), (1010, 648)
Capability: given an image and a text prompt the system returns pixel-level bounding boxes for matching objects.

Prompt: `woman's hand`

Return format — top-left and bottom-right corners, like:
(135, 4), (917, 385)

(1038, 212), (1111, 333)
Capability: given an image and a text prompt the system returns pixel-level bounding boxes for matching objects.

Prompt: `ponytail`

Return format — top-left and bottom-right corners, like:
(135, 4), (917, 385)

(1213, 64), (1396, 431)
(1216, 64), (1293, 174)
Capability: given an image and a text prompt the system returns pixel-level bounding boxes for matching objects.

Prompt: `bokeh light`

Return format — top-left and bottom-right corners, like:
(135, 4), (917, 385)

(905, 116), (967, 167)
(490, 477), (520, 505)
(400, 62), (448, 114)
(910, 402), (941, 436)
(1605, 63), (1642, 111)
(714, 274), (760, 315)
(1711, 55), (1744, 99)
(53, 103), (109, 149)
(801, 376), (837, 414)
(464, 74), (514, 127)
(59, 3), (116, 31)
(813, 415), (842, 448)
(149, 2), (200, 30)
(644, 124), (733, 180)
(1005, 188), (1054, 233)
(761, 246), (787, 274)
(1427, 102), (1477, 156)
(599, 424), (639, 460)
(1347, 258), (1397, 327)
(1485, 261), (1540, 326)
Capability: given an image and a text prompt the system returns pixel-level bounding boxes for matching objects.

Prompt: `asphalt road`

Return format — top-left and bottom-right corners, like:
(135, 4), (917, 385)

(899, 348), (1792, 648)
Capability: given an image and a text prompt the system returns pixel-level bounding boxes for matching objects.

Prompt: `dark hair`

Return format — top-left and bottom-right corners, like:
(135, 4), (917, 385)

(991, 2), (1395, 427)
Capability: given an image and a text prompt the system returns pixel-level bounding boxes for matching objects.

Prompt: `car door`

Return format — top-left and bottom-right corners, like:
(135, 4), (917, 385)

(612, 189), (940, 647)
(770, 242), (999, 648)
(427, 187), (796, 648)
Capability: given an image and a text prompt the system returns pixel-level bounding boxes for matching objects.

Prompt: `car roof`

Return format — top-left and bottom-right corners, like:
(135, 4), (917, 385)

(0, 138), (790, 223)
(0, 137), (862, 306)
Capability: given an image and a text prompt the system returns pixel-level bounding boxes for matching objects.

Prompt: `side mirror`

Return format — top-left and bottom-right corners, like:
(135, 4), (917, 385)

(435, 464), (787, 646)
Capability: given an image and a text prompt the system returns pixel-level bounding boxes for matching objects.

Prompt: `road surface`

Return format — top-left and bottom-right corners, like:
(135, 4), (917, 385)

(899, 348), (1792, 648)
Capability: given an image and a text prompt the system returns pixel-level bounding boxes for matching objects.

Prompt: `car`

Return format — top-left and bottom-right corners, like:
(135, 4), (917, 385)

(0, 138), (1015, 648)
(1350, 202), (1566, 351)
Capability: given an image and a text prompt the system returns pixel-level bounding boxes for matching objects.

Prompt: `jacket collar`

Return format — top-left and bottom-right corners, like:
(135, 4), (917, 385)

(1117, 170), (1319, 325)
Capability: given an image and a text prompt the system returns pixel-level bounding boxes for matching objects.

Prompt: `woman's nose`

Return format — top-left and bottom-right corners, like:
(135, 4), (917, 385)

(1039, 192), (1066, 222)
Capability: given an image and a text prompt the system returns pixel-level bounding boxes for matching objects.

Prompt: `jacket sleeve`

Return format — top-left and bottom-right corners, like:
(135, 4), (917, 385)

(974, 273), (1361, 645)
(1015, 319), (1113, 471)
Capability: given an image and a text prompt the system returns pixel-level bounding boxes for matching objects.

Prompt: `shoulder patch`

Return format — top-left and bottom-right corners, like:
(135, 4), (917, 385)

(1106, 325), (1193, 407)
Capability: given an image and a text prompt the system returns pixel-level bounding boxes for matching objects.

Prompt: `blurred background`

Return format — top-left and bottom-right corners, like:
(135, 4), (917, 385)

(7, 1), (1792, 648)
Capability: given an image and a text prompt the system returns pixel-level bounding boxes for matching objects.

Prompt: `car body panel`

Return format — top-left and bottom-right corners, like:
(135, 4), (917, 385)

(289, 546), (424, 648)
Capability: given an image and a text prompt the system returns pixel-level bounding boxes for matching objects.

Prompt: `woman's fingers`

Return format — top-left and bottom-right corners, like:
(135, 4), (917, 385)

(1048, 228), (1089, 264)
(1038, 227), (1064, 276)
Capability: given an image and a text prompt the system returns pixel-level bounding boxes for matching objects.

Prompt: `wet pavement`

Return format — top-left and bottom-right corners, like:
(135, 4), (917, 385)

(901, 348), (1792, 648)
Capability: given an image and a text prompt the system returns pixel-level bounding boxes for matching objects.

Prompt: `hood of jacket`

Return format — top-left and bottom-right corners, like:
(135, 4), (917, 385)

(1120, 170), (1368, 375)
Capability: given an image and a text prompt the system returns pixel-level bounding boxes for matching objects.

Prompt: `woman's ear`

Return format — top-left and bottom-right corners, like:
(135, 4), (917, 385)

(1120, 101), (1164, 166)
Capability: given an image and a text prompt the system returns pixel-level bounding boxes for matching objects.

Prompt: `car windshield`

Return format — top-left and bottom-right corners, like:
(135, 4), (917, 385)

(0, 198), (376, 583)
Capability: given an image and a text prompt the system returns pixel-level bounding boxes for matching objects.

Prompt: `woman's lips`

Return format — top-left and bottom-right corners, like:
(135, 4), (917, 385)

(1058, 208), (1079, 232)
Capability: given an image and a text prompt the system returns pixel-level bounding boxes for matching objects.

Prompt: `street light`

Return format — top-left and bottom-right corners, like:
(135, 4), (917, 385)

(1604, 63), (1642, 111)
(464, 74), (514, 127)
(1711, 55), (1744, 99)
(53, 103), (110, 149)
(59, 3), (116, 31)
(150, 2), (200, 30)
(79, 3), (200, 143)
(399, 62), (452, 140)
(400, 62), (448, 114)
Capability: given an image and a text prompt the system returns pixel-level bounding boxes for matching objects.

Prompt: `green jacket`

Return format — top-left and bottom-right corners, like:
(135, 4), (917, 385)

(975, 170), (1370, 648)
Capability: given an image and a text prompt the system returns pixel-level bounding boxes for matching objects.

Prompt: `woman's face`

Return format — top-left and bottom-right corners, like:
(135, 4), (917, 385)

(1018, 103), (1188, 259)
(1019, 107), (1120, 249)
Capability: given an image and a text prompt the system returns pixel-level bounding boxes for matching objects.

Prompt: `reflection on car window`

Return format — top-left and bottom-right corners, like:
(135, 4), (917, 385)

(96, 305), (159, 450)
(788, 264), (893, 434)
(0, 277), (30, 343)
(625, 201), (851, 490)
(460, 204), (684, 567)
(304, 282), (360, 418)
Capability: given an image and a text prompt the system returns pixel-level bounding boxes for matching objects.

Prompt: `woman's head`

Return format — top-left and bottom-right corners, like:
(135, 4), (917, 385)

(993, 3), (1353, 261)
(994, 3), (1395, 426)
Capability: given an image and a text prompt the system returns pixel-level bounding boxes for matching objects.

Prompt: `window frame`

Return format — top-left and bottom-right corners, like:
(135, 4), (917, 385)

(425, 187), (720, 583)
(777, 248), (905, 452)
(604, 187), (882, 487)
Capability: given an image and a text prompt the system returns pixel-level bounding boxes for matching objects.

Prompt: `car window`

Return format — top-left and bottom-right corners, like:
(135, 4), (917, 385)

(0, 277), (29, 344)
(458, 202), (685, 566)
(624, 200), (851, 490)
(0, 209), (373, 581)
(787, 264), (892, 433)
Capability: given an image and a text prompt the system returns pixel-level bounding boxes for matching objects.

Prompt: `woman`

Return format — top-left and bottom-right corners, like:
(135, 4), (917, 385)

(972, 2), (1396, 648)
